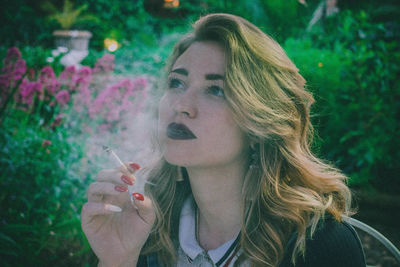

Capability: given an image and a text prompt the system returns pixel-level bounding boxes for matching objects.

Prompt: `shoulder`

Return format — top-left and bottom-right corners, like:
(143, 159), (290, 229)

(279, 217), (366, 267)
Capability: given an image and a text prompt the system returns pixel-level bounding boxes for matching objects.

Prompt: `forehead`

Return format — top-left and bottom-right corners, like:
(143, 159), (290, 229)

(172, 41), (226, 74)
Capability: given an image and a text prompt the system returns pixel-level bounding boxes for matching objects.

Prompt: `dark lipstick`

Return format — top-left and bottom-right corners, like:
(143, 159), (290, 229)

(167, 123), (197, 140)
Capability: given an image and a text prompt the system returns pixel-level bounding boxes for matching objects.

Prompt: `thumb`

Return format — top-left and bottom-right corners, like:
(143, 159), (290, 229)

(132, 193), (156, 226)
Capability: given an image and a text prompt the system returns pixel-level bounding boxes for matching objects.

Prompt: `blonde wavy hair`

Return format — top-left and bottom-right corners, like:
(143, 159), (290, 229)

(142, 13), (352, 266)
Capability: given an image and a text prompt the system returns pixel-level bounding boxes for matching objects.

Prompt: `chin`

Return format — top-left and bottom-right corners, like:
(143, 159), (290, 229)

(163, 151), (191, 166)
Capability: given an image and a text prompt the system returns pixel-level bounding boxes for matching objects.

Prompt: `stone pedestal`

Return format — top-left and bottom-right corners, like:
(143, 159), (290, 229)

(53, 30), (92, 67)
(53, 30), (92, 50)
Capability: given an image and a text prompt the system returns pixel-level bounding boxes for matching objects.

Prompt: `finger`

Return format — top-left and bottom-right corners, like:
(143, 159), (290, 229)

(131, 193), (155, 226)
(97, 169), (135, 186)
(81, 202), (122, 226)
(120, 162), (140, 175)
(97, 169), (136, 186)
(88, 193), (103, 202)
(87, 181), (128, 202)
(127, 162), (141, 174)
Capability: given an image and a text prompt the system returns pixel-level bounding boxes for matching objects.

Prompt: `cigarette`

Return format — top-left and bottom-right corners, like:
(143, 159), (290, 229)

(103, 145), (135, 203)
(102, 145), (129, 172)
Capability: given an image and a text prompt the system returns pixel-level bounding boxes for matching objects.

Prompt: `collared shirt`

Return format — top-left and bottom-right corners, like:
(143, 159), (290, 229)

(139, 198), (365, 267)
(176, 196), (243, 267)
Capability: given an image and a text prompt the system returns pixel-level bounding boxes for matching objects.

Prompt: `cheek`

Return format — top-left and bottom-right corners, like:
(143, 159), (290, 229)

(221, 126), (247, 153)
(206, 111), (248, 155)
(222, 112), (248, 152)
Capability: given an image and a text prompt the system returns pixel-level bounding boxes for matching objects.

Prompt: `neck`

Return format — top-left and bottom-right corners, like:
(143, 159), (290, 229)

(187, 163), (247, 250)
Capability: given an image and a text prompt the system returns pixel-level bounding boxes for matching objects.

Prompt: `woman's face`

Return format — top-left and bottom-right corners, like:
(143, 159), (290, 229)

(158, 41), (249, 169)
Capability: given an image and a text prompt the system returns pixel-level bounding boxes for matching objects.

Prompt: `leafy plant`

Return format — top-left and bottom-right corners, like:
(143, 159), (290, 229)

(0, 107), (97, 266)
(41, 0), (99, 30)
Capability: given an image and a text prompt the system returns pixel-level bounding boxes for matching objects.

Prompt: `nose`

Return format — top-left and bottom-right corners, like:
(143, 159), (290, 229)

(173, 89), (198, 119)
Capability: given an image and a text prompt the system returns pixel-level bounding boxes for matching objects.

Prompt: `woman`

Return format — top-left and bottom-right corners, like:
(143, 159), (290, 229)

(81, 13), (366, 266)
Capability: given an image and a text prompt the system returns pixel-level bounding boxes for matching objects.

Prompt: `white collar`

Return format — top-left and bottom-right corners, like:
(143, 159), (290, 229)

(178, 196), (239, 264)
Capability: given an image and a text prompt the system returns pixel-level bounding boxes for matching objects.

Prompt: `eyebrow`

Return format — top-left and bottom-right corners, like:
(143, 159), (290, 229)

(171, 68), (188, 76)
(205, 74), (224, 80)
(171, 68), (224, 81)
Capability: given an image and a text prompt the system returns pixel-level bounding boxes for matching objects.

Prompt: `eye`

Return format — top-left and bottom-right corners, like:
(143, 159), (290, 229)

(168, 78), (185, 90)
(207, 85), (225, 98)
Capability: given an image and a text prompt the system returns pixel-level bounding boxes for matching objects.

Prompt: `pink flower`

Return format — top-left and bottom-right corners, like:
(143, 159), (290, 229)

(40, 66), (59, 95)
(1, 47), (25, 77)
(133, 77), (147, 89)
(13, 59), (26, 81)
(42, 140), (52, 147)
(88, 84), (115, 118)
(28, 68), (35, 81)
(2, 47), (22, 76)
(88, 76), (148, 124)
(0, 47), (26, 95)
(55, 90), (70, 106)
(70, 66), (92, 112)
(62, 65), (77, 77)
(0, 73), (10, 92)
(59, 65), (77, 91)
(77, 66), (92, 78)
(93, 54), (115, 74)
(19, 80), (42, 105)
(74, 66), (92, 91)
(4, 47), (21, 63)
(73, 87), (91, 112)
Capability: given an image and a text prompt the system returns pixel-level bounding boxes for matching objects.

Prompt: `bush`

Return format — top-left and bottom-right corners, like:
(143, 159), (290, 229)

(284, 10), (400, 193)
(1, 0), (309, 50)
(0, 47), (149, 265)
(0, 0), (55, 47)
(0, 110), (96, 266)
(258, 0), (309, 42)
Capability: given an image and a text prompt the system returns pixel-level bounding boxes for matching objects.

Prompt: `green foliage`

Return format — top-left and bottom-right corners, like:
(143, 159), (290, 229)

(0, 111), (96, 265)
(259, 0), (309, 41)
(180, 0), (306, 41)
(0, 0), (54, 47)
(284, 10), (400, 192)
(79, 0), (187, 49)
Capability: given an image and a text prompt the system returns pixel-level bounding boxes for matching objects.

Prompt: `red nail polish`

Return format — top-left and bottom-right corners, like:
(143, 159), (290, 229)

(129, 163), (141, 171)
(132, 192), (144, 201)
(115, 185), (128, 192)
(121, 175), (134, 185)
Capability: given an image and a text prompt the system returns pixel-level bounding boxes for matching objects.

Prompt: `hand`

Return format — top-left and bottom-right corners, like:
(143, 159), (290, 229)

(81, 163), (155, 267)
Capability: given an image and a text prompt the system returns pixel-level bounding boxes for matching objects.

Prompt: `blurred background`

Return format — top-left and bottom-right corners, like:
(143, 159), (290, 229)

(0, 0), (399, 266)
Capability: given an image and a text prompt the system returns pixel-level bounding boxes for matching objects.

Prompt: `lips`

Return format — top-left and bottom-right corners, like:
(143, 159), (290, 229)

(166, 123), (197, 140)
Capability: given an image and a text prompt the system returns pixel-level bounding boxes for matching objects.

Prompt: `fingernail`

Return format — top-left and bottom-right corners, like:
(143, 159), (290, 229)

(132, 192), (144, 201)
(115, 185), (128, 192)
(105, 204), (122, 212)
(129, 163), (141, 171)
(121, 175), (134, 185)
